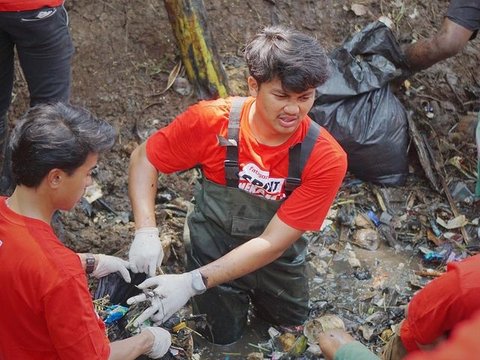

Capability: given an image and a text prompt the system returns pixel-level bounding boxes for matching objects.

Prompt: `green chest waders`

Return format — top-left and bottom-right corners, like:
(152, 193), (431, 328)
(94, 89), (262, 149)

(184, 97), (321, 344)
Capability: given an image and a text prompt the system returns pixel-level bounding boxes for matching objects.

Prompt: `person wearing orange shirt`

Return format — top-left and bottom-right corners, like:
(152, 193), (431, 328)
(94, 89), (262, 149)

(126, 26), (348, 345)
(0, 103), (171, 359)
(406, 309), (480, 360)
(317, 254), (480, 360)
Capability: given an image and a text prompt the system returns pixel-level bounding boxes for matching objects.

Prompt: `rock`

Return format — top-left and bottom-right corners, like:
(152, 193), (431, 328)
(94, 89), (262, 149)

(353, 228), (380, 250)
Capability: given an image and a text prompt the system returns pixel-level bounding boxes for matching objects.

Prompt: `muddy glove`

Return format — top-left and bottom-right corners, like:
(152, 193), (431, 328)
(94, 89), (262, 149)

(127, 270), (206, 326)
(91, 254), (131, 283)
(144, 326), (171, 359)
(129, 227), (163, 277)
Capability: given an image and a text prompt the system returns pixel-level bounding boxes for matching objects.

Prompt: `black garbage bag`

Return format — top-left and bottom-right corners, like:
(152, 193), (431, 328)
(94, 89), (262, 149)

(309, 20), (410, 186)
(94, 271), (146, 307)
(94, 272), (184, 359)
(94, 272), (148, 347)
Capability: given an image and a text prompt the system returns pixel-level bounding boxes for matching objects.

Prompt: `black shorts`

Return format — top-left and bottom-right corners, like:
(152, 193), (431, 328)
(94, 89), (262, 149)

(446, 0), (480, 39)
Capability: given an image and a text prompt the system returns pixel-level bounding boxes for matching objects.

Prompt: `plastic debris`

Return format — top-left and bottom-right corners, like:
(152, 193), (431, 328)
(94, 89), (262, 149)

(354, 268), (372, 280)
(436, 215), (468, 230)
(104, 305), (129, 325)
(303, 315), (345, 344)
(450, 182), (475, 204)
(429, 218), (443, 237)
(367, 210), (380, 227)
(84, 180), (103, 204)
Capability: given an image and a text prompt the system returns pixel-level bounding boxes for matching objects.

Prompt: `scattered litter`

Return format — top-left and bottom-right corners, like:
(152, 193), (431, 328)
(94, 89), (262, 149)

(84, 180), (103, 204)
(436, 215), (468, 230)
(303, 315), (346, 344)
(104, 304), (129, 325)
(353, 228), (380, 251)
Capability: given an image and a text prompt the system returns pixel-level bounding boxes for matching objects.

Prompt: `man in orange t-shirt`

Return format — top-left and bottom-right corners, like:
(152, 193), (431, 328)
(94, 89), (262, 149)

(387, 253), (480, 358)
(126, 26), (347, 344)
(316, 254), (480, 360)
(406, 309), (480, 360)
(0, 103), (171, 359)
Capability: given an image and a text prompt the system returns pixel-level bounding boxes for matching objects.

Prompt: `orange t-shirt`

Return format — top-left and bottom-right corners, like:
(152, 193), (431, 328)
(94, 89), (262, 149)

(406, 310), (480, 360)
(0, 1), (63, 11)
(146, 97), (347, 231)
(0, 198), (110, 360)
(400, 254), (480, 352)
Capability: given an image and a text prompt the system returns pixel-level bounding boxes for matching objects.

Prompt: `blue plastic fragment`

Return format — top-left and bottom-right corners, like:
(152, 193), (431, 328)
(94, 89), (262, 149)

(429, 218), (443, 237)
(104, 305), (129, 325)
(367, 210), (380, 227)
(423, 251), (445, 262)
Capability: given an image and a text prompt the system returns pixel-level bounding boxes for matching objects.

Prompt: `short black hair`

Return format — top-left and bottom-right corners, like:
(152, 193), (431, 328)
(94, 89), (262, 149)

(11, 103), (116, 187)
(244, 26), (329, 92)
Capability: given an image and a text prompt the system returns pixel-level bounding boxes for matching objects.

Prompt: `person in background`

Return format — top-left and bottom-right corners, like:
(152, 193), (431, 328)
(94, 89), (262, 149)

(0, 0), (74, 195)
(404, 0), (479, 72)
(317, 254), (480, 360)
(0, 103), (171, 360)
(126, 25), (347, 345)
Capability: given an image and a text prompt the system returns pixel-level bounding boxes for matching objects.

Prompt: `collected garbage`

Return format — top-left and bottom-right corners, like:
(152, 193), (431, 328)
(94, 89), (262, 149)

(94, 272), (193, 360)
(309, 20), (410, 186)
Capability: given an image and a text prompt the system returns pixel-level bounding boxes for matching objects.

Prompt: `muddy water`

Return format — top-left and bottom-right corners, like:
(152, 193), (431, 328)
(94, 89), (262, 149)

(194, 242), (419, 359)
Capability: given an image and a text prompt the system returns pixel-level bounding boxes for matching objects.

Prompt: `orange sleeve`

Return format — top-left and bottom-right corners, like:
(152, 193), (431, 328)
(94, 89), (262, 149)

(0, 1), (64, 11)
(401, 255), (480, 352)
(146, 99), (230, 176)
(277, 127), (347, 230)
(406, 310), (480, 360)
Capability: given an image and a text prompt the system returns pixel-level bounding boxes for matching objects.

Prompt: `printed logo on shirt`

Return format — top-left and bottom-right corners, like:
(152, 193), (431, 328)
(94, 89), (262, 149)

(0, 239), (3, 247)
(238, 163), (285, 200)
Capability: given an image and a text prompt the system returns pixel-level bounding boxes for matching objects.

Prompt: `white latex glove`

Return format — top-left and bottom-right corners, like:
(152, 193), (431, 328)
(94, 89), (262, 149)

(129, 227), (163, 277)
(144, 326), (171, 359)
(126, 270), (206, 326)
(91, 254), (131, 283)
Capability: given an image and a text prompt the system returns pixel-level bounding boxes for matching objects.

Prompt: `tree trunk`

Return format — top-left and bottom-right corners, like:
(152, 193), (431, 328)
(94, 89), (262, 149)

(163, 0), (230, 99)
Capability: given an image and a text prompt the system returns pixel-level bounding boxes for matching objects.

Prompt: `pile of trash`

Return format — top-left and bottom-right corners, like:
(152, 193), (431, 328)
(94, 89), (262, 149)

(93, 272), (199, 360)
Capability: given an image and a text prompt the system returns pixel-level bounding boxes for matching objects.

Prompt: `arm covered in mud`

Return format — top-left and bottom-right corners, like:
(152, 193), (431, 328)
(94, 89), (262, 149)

(404, 17), (473, 72)
(404, 0), (480, 73)
(127, 214), (303, 325)
(128, 142), (164, 276)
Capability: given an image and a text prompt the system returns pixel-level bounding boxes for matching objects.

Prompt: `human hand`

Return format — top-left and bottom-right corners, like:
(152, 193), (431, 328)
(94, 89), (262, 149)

(129, 227), (163, 277)
(127, 270), (206, 326)
(91, 254), (131, 283)
(144, 326), (172, 358)
(318, 329), (355, 360)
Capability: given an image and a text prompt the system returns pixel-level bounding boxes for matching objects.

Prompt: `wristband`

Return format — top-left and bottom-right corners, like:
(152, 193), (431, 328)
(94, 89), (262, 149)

(85, 253), (96, 274)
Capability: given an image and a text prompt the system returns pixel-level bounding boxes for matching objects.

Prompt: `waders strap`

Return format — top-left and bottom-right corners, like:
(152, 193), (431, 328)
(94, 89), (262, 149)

(225, 97), (247, 187)
(285, 121), (321, 196)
